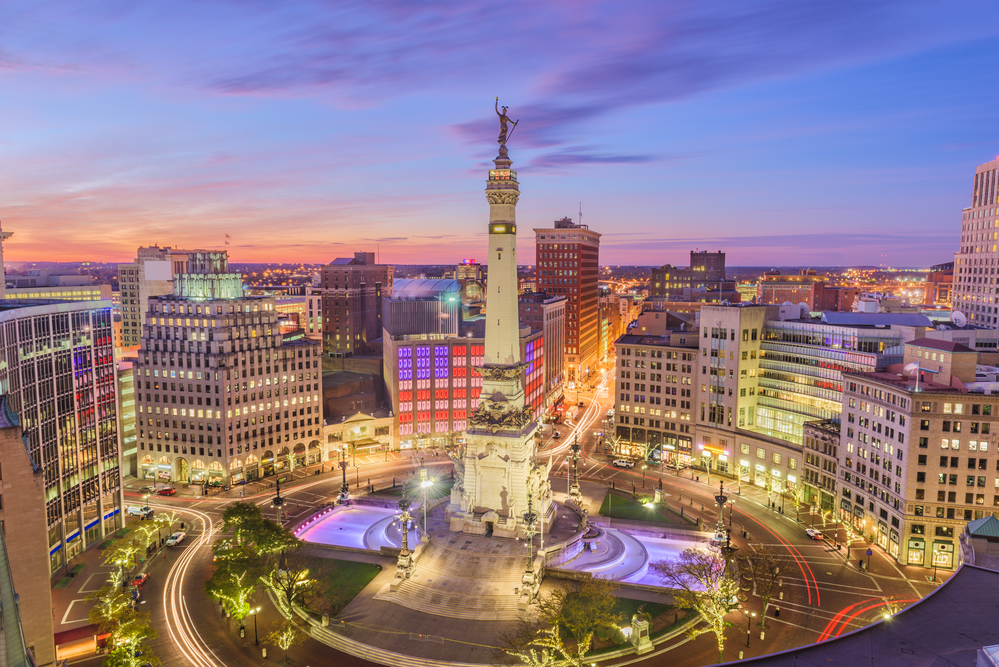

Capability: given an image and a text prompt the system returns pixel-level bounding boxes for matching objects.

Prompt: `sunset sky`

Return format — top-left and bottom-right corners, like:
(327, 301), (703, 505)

(2, 1), (997, 267)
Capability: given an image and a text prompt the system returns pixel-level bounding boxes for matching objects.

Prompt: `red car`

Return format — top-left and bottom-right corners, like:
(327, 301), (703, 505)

(156, 487), (176, 496)
(131, 573), (149, 588)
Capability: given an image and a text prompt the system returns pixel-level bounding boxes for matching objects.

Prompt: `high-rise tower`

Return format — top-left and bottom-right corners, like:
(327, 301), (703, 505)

(451, 103), (552, 541)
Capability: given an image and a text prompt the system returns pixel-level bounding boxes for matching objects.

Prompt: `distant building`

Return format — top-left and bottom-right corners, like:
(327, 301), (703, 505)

(534, 216), (601, 385)
(952, 158), (999, 327)
(614, 333), (697, 465)
(319, 252), (393, 356)
(922, 262), (953, 307)
(651, 251), (740, 303)
(519, 291), (566, 411)
(757, 269), (828, 309)
(5, 268), (111, 303)
(118, 246), (233, 349)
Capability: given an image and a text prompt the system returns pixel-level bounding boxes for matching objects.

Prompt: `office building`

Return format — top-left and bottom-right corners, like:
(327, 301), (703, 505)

(384, 318), (543, 450)
(117, 356), (139, 476)
(319, 252), (393, 357)
(838, 338), (995, 570)
(519, 291), (566, 411)
(802, 419), (841, 512)
(614, 333), (697, 466)
(118, 246), (232, 349)
(756, 313), (910, 445)
(133, 288), (322, 486)
(952, 158), (999, 327)
(651, 251), (739, 303)
(534, 217), (600, 385)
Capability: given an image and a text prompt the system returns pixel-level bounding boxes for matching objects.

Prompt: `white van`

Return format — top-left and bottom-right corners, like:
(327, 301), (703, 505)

(126, 506), (153, 517)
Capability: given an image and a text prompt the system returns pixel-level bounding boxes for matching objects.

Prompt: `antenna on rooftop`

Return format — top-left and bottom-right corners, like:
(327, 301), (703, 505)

(579, 202), (582, 226)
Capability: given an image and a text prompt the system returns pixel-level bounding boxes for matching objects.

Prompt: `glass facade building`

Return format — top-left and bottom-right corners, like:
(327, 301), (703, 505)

(0, 300), (121, 574)
(756, 320), (904, 445)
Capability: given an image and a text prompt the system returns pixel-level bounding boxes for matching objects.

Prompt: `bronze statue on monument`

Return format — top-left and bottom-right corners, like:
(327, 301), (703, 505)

(495, 97), (519, 145)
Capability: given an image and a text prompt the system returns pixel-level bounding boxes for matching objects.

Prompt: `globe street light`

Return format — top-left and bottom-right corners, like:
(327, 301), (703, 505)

(251, 606), (261, 645)
(745, 610), (756, 647)
(419, 468), (433, 537)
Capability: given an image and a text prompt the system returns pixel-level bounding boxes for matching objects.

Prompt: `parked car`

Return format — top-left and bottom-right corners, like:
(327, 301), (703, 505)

(126, 506), (153, 517)
(156, 486), (176, 496)
(131, 572), (150, 588)
(166, 532), (186, 547)
(805, 528), (823, 540)
(612, 459), (635, 468)
(138, 485), (157, 494)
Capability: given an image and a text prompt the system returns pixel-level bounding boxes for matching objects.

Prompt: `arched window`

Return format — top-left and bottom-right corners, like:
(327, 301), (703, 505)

(141, 455), (154, 464)
(159, 456), (171, 465)
(209, 461), (223, 471)
(229, 459), (243, 471)
(192, 459), (205, 470)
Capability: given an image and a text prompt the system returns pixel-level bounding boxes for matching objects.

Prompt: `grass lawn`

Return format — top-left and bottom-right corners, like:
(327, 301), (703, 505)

(299, 556), (382, 616)
(612, 596), (672, 620)
(598, 490), (694, 525)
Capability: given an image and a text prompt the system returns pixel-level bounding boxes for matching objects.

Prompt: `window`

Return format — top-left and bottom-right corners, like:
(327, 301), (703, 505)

(772, 452), (781, 465)
(920, 420), (930, 431)
(756, 447), (765, 460)
(911, 524), (924, 534)
(935, 526), (953, 538)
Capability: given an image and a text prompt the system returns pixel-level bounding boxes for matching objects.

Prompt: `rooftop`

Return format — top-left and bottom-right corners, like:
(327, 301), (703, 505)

(842, 370), (962, 394)
(908, 337), (975, 353)
(820, 311), (933, 327)
(732, 565), (999, 667)
(615, 333), (695, 348)
(322, 370), (373, 389)
(390, 278), (460, 299)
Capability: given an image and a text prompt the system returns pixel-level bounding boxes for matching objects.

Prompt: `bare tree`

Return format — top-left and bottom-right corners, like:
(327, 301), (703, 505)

(737, 544), (787, 628)
(651, 547), (740, 663)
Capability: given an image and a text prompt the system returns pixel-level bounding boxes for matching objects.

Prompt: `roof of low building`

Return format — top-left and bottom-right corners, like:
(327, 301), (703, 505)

(820, 312), (933, 327)
(907, 338), (975, 353)
(727, 565), (999, 667)
(968, 515), (999, 539)
(391, 278), (459, 299)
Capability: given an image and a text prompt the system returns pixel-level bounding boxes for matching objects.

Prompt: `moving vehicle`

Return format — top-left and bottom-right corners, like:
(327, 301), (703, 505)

(805, 528), (823, 540)
(612, 459), (636, 468)
(156, 486), (176, 496)
(138, 485), (157, 494)
(126, 506), (153, 517)
(131, 572), (150, 588)
(166, 532), (186, 547)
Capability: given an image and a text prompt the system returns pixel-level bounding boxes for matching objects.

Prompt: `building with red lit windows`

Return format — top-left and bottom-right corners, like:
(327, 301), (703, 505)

(534, 217), (601, 387)
(384, 322), (543, 451)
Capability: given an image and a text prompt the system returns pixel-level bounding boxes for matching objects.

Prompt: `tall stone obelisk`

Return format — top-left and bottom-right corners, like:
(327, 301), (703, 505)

(451, 101), (551, 539)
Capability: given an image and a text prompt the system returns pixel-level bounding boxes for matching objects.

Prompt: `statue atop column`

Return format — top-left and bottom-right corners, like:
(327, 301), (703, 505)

(495, 98), (519, 146)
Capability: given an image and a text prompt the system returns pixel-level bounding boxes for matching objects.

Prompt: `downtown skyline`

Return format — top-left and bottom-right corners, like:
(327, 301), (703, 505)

(2, 0), (997, 266)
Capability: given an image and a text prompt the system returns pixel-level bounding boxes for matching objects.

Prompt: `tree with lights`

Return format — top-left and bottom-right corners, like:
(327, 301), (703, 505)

(87, 570), (158, 667)
(737, 544), (787, 628)
(652, 547), (740, 663)
(264, 617), (307, 661)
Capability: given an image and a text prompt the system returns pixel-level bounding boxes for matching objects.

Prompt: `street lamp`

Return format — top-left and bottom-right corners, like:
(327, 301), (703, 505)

(338, 446), (349, 502)
(745, 610), (756, 647)
(420, 469), (433, 537)
(273, 475), (285, 523)
(713, 481), (729, 542)
(641, 464), (647, 488)
(932, 548), (940, 582)
(251, 606), (261, 645)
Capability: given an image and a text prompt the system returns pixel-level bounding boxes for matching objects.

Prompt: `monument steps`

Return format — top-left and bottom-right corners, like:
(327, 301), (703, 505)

(415, 542), (525, 584)
(374, 579), (524, 621)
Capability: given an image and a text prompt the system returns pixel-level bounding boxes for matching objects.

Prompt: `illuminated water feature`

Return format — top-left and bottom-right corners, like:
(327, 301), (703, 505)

(298, 505), (698, 587)
(297, 506), (420, 551)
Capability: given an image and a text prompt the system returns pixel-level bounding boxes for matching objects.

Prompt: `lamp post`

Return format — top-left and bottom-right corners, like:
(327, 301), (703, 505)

(272, 474), (286, 523)
(420, 468), (432, 537)
(568, 436), (582, 506)
(641, 464), (647, 488)
(714, 481), (729, 543)
(338, 446), (349, 502)
(745, 611), (756, 647)
(522, 492), (540, 601)
(932, 548), (940, 582)
(251, 606), (261, 645)
(397, 498), (414, 578)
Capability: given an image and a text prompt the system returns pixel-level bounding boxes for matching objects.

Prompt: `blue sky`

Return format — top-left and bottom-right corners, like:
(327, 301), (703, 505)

(1, 0), (997, 266)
